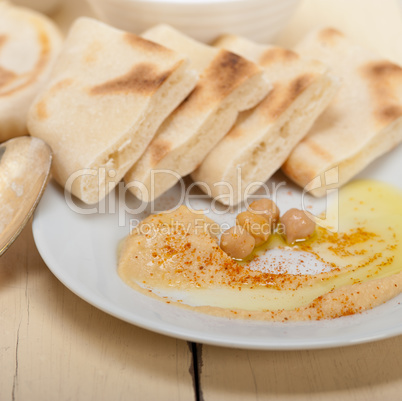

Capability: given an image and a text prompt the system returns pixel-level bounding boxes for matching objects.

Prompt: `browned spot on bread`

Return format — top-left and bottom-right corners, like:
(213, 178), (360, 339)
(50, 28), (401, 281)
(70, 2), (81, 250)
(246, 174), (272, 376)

(258, 83), (282, 118)
(0, 34), (8, 50)
(360, 60), (402, 126)
(259, 47), (298, 67)
(0, 20), (51, 97)
(172, 50), (257, 114)
(364, 60), (402, 78)
(124, 33), (169, 54)
(27, 22), (51, 82)
(167, 90), (194, 117)
(211, 34), (235, 47)
(171, 50), (259, 115)
(0, 66), (17, 89)
(84, 40), (102, 64)
(290, 74), (315, 97)
(36, 100), (48, 120)
(227, 125), (245, 139)
(90, 62), (174, 96)
(202, 50), (259, 100)
(260, 73), (316, 121)
(306, 140), (333, 162)
(318, 28), (344, 45)
(35, 79), (74, 120)
(377, 105), (402, 122)
(49, 78), (74, 94)
(150, 138), (171, 166)
(282, 153), (319, 186)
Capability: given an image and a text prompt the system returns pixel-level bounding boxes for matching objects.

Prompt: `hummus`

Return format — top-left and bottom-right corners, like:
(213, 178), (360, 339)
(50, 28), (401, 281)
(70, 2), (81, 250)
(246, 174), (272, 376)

(118, 180), (402, 321)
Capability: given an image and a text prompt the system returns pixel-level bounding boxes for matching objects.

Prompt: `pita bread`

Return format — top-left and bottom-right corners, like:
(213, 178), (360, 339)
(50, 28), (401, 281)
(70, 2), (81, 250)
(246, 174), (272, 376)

(123, 24), (271, 202)
(282, 28), (402, 197)
(28, 18), (197, 205)
(0, 1), (62, 142)
(191, 34), (339, 206)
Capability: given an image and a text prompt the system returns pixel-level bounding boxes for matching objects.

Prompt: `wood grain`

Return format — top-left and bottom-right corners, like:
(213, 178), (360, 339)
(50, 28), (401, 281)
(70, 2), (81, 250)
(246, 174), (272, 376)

(198, 338), (402, 401)
(2, 2), (195, 400)
(2, 1), (402, 401)
(201, 2), (402, 400)
(0, 223), (195, 401)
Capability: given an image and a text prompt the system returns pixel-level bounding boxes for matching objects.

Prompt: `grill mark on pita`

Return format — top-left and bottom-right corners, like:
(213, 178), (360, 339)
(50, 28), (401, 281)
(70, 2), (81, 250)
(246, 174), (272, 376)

(90, 63), (173, 96)
(227, 126), (244, 139)
(291, 74), (314, 96)
(259, 84), (282, 118)
(124, 33), (170, 54)
(36, 100), (48, 120)
(306, 141), (333, 162)
(0, 21), (51, 97)
(282, 157), (317, 185)
(211, 34), (234, 47)
(0, 34), (8, 50)
(360, 60), (402, 126)
(166, 90), (194, 118)
(318, 28), (344, 46)
(35, 78), (74, 120)
(226, 111), (251, 139)
(149, 138), (171, 166)
(259, 47), (298, 67)
(171, 51), (257, 115)
(84, 40), (103, 64)
(202, 50), (259, 100)
(377, 105), (402, 121)
(367, 61), (402, 77)
(260, 73), (316, 121)
(174, 81), (215, 115)
(284, 140), (333, 185)
(0, 66), (17, 89)
(50, 78), (74, 93)
(169, 50), (259, 117)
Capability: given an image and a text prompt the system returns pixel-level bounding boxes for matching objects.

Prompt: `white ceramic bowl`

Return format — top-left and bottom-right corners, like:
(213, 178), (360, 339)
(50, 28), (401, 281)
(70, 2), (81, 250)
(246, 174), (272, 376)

(86, 0), (301, 43)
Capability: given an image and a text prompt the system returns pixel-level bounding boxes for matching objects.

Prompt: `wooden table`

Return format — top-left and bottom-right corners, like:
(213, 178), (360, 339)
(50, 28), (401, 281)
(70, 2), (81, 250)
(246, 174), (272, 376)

(1, 1), (402, 400)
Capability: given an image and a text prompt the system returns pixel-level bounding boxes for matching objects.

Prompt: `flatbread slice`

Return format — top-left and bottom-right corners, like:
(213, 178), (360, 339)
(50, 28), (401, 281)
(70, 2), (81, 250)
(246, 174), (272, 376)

(123, 24), (271, 202)
(0, 1), (62, 142)
(282, 28), (402, 197)
(28, 18), (197, 205)
(191, 34), (339, 206)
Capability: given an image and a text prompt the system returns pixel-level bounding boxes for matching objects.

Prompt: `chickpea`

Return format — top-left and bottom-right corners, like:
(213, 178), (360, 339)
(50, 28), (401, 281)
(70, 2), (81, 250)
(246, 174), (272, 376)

(220, 225), (255, 259)
(281, 208), (316, 244)
(248, 199), (280, 228)
(236, 211), (270, 246)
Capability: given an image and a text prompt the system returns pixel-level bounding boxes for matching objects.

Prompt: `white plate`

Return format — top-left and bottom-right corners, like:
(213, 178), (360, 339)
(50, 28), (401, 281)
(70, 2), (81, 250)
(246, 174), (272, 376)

(32, 145), (402, 350)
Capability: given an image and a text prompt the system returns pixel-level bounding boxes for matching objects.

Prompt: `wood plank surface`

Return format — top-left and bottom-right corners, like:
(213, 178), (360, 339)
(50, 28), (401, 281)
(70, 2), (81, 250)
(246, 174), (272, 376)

(1, 2), (194, 400)
(0, 223), (195, 401)
(199, 339), (402, 401)
(1, 1), (402, 401)
(201, 2), (402, 401)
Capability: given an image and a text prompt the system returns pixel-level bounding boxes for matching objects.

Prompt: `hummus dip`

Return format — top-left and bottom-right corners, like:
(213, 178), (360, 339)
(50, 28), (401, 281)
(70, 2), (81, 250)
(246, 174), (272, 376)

(118, 180), (402, 321)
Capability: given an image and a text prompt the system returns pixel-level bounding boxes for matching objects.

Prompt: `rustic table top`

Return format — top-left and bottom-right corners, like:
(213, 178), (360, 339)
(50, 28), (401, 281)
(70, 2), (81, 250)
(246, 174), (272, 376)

(1, 0), (402, 400)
